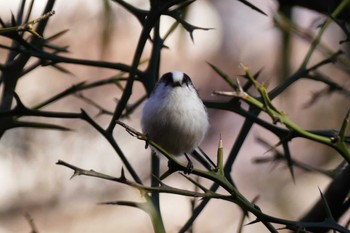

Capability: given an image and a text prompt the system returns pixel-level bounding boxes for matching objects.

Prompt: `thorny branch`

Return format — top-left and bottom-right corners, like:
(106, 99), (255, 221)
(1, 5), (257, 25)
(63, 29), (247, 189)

(213, 64), (350, 164)
(0, 10), (55, 37)
(56, 160), (230, 200)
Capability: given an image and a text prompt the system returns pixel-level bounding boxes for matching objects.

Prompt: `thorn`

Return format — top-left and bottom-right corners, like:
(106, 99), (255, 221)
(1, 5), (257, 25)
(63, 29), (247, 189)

(236, 78), (244, 92)
(70, 171), (79, 180)
(189, 31), (195, 43)
(218, 134), (223, 148)
(245, 218), (260, 226)
(120, 167), (126, 180)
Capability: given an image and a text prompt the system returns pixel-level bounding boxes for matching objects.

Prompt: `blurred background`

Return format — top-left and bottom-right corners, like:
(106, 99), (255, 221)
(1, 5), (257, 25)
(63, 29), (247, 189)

(0, 0), (349, 232)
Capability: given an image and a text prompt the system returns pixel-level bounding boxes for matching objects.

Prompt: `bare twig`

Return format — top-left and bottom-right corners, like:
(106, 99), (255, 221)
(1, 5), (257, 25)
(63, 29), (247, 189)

(25, 213), (39, 233)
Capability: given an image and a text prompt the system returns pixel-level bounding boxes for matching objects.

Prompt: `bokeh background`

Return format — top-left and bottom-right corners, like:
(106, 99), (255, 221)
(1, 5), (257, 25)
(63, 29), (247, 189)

(0, 0), (349, 232)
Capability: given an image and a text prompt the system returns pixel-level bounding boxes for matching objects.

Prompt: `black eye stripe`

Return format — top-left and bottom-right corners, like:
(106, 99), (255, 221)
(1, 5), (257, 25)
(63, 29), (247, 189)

(160, 72), (174, 86)
(158, 72), (194, 88)
(182, 73), (192, 87)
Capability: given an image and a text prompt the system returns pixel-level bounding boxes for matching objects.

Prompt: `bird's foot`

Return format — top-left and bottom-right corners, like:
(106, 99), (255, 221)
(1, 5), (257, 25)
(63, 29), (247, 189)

(144, 134), (150, 149)
(184, 153), (194, 174)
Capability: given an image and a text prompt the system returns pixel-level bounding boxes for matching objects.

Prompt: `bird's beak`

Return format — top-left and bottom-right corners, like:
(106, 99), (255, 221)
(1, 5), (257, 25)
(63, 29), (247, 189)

(172, 82), (182, 87)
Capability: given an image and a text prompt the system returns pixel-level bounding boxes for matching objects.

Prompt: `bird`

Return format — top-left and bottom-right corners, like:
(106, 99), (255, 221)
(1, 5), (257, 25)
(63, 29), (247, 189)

(141, 71), (215, 171)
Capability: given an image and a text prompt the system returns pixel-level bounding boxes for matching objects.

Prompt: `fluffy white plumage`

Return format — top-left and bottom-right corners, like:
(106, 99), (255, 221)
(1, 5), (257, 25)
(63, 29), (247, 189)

(141, 71), (209, 155)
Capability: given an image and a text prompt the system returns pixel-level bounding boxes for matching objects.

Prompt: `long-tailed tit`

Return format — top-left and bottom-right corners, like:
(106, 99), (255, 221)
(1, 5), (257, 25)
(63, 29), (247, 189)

(141, 71), (215, 170)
